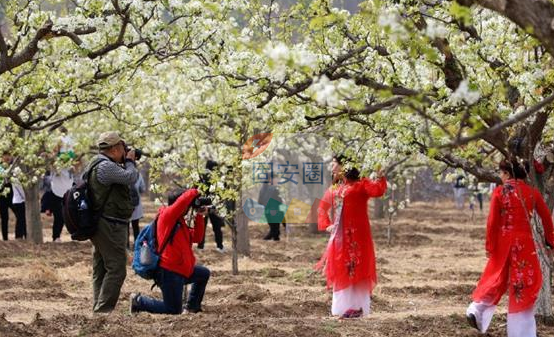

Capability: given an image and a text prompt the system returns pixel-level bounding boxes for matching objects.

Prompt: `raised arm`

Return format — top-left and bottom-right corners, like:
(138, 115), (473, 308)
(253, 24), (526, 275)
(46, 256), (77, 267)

(191, 213), (206, 243)
(159, 189), (199, 231)
(96, 159), (138, 186)
(361, 176), (387, 198)
(534, 188), (554, 249)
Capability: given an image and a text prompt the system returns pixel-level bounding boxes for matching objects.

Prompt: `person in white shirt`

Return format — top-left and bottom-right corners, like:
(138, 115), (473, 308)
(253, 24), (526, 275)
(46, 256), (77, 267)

(50, 168), (73, 241)
(49, 127), (76, 242)
(11, 180), (26, 239)
(0, 152), (26, 240)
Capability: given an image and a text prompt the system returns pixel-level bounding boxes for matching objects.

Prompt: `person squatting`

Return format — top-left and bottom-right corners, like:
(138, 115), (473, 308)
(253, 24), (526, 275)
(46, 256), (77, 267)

(65, 132), (554, 333)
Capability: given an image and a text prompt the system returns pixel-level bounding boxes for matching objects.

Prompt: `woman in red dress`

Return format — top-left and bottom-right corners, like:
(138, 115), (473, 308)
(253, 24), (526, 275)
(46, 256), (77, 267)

(467, 159), (554, 337)
(316, 156), (387, 318)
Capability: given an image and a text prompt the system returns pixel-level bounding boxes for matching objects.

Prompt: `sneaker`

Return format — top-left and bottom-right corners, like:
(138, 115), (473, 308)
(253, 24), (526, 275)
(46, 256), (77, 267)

(184, 304), (203, 314)
(215, 247), (226, 254)
(129, 293), (141, 314)
(53, 238), (62, 243)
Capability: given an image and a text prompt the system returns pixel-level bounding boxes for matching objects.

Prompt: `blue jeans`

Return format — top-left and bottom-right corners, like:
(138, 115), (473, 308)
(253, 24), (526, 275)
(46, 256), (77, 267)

(136, 265), (210, 314)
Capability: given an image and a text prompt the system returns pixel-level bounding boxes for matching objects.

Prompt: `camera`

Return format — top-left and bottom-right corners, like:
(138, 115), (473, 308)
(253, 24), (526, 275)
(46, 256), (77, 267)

(125, 146), (143, 161)
(192, 196), (215, 210)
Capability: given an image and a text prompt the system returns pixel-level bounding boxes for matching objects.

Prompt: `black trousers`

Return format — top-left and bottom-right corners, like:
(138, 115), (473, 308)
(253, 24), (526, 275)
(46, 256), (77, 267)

(198, 212), (223, 249)
(51, 194), (64, 240)
(0, 192), (13, 241)
(265, 223), (281, 240)
(127, 219), (140, 249)
(11, 202), (26, 239)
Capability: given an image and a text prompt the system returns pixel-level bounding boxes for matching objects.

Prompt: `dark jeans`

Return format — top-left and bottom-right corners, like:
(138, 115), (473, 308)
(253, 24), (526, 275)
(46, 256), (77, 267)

(12, 202), (26, 239)
(136, 265), (210, 314)
(198, 212), (223, 249)
(51, 194), (64, 240)
(0, 191), (13, 241)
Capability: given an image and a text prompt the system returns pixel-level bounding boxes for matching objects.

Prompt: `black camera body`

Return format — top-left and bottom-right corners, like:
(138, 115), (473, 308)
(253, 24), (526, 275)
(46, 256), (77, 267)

(125, 146), (143, 161)
(192, 196), (215, 210)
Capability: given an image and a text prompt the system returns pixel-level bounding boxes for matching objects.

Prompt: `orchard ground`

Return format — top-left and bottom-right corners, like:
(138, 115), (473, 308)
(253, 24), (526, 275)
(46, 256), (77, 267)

(0, 200), (553, 337)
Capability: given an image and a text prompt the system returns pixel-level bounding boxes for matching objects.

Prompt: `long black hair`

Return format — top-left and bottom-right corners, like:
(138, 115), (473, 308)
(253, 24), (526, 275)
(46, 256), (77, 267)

(333, 155), (360, 181)
(498, 158), (529, 179)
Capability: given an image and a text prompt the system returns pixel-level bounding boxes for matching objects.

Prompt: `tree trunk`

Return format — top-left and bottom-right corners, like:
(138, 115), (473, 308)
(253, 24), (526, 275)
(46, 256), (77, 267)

(373, 198), (385, 219)
(405, 181), (411, 206)
(235, 206), (250, 256)
(229, 219), (239, 275)
(24, 181), (42, 244)
(531, 214), (554, 323)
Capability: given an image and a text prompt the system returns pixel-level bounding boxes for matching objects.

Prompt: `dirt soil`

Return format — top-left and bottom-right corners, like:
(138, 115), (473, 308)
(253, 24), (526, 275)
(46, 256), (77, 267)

(0, 200), (553, 336)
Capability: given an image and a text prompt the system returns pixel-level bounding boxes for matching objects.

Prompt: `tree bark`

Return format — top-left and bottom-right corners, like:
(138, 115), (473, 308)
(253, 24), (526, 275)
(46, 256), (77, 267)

(234, 167), (251, 256)
(373, 197), (385, 219)
(531, 214), (554, 323)
(24, 181), (43, 244)
(235, 206), (250, 256)
(229, 218), (239, 275)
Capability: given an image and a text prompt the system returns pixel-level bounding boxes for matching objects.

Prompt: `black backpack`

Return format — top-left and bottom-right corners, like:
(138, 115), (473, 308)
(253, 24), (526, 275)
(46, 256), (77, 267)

(62, 158), (112, 241)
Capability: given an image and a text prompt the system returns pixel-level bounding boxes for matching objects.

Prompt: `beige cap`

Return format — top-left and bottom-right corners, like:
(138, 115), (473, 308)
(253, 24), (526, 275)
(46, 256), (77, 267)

(97, 131), (124, 149)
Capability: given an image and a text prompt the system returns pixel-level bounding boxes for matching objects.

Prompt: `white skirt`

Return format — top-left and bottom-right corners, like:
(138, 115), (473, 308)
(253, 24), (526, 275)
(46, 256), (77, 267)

(331, 282), (371, 317)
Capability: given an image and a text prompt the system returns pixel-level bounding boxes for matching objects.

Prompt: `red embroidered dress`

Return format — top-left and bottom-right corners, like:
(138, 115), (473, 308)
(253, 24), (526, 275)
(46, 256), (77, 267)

(316, 177), (387, 294)
(472, 179), (554, 313)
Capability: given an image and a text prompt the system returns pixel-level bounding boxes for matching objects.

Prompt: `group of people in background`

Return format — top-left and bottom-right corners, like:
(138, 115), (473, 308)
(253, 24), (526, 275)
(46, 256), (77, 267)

(452, 173), (487, 212)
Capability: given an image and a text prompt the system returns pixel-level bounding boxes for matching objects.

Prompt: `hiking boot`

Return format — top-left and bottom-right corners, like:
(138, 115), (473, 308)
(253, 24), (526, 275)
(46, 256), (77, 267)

(129, 293), (141, 314)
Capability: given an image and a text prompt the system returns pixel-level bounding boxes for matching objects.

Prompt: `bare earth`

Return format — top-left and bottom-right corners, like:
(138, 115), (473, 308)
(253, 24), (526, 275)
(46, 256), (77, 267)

(0, 200), (553, 337)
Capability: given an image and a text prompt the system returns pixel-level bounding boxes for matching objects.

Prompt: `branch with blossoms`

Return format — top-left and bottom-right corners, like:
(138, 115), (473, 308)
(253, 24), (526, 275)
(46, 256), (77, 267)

(0, 0), (220, 130)
(455, 0), (554, 58)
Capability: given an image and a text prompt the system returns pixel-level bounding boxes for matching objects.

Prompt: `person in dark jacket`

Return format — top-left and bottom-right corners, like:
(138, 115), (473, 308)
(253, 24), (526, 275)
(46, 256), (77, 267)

(89, 131), (138, 313)
(259, 180), (286, 241)
(197, 160), (225, 252)
(130, 188), (210, 314)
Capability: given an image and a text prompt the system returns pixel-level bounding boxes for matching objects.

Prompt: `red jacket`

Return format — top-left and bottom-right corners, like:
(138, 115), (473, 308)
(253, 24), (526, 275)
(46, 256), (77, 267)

(157, 189), (205, 278)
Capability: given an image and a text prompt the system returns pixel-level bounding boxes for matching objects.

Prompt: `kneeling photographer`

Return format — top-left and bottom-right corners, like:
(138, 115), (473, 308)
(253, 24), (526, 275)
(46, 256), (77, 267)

(130, 188), (210, 314)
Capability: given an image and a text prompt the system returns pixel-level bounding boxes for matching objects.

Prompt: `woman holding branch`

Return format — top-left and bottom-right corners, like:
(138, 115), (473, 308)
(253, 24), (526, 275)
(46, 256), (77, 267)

(316, 156), (387, 318)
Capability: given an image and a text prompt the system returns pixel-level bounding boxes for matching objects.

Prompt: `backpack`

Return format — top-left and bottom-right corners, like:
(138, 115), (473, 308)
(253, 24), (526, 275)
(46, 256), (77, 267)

(132, 216), (180, 280)
(62, 159), (112, 241)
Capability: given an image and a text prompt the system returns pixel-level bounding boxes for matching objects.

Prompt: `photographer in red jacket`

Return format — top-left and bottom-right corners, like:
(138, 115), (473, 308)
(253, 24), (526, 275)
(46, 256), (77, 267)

(130, 188), (210, 314)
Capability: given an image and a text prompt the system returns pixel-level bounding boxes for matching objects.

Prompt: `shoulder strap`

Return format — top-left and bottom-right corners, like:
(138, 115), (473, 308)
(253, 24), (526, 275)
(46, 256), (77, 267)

(158, 218), (181, 256)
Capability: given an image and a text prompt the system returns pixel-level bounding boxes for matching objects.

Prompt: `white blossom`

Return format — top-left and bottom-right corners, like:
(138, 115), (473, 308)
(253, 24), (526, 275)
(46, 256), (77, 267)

(425, 20), (448, 39)
(451, 80), (480, 105)
(310, 75), (339, 107)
